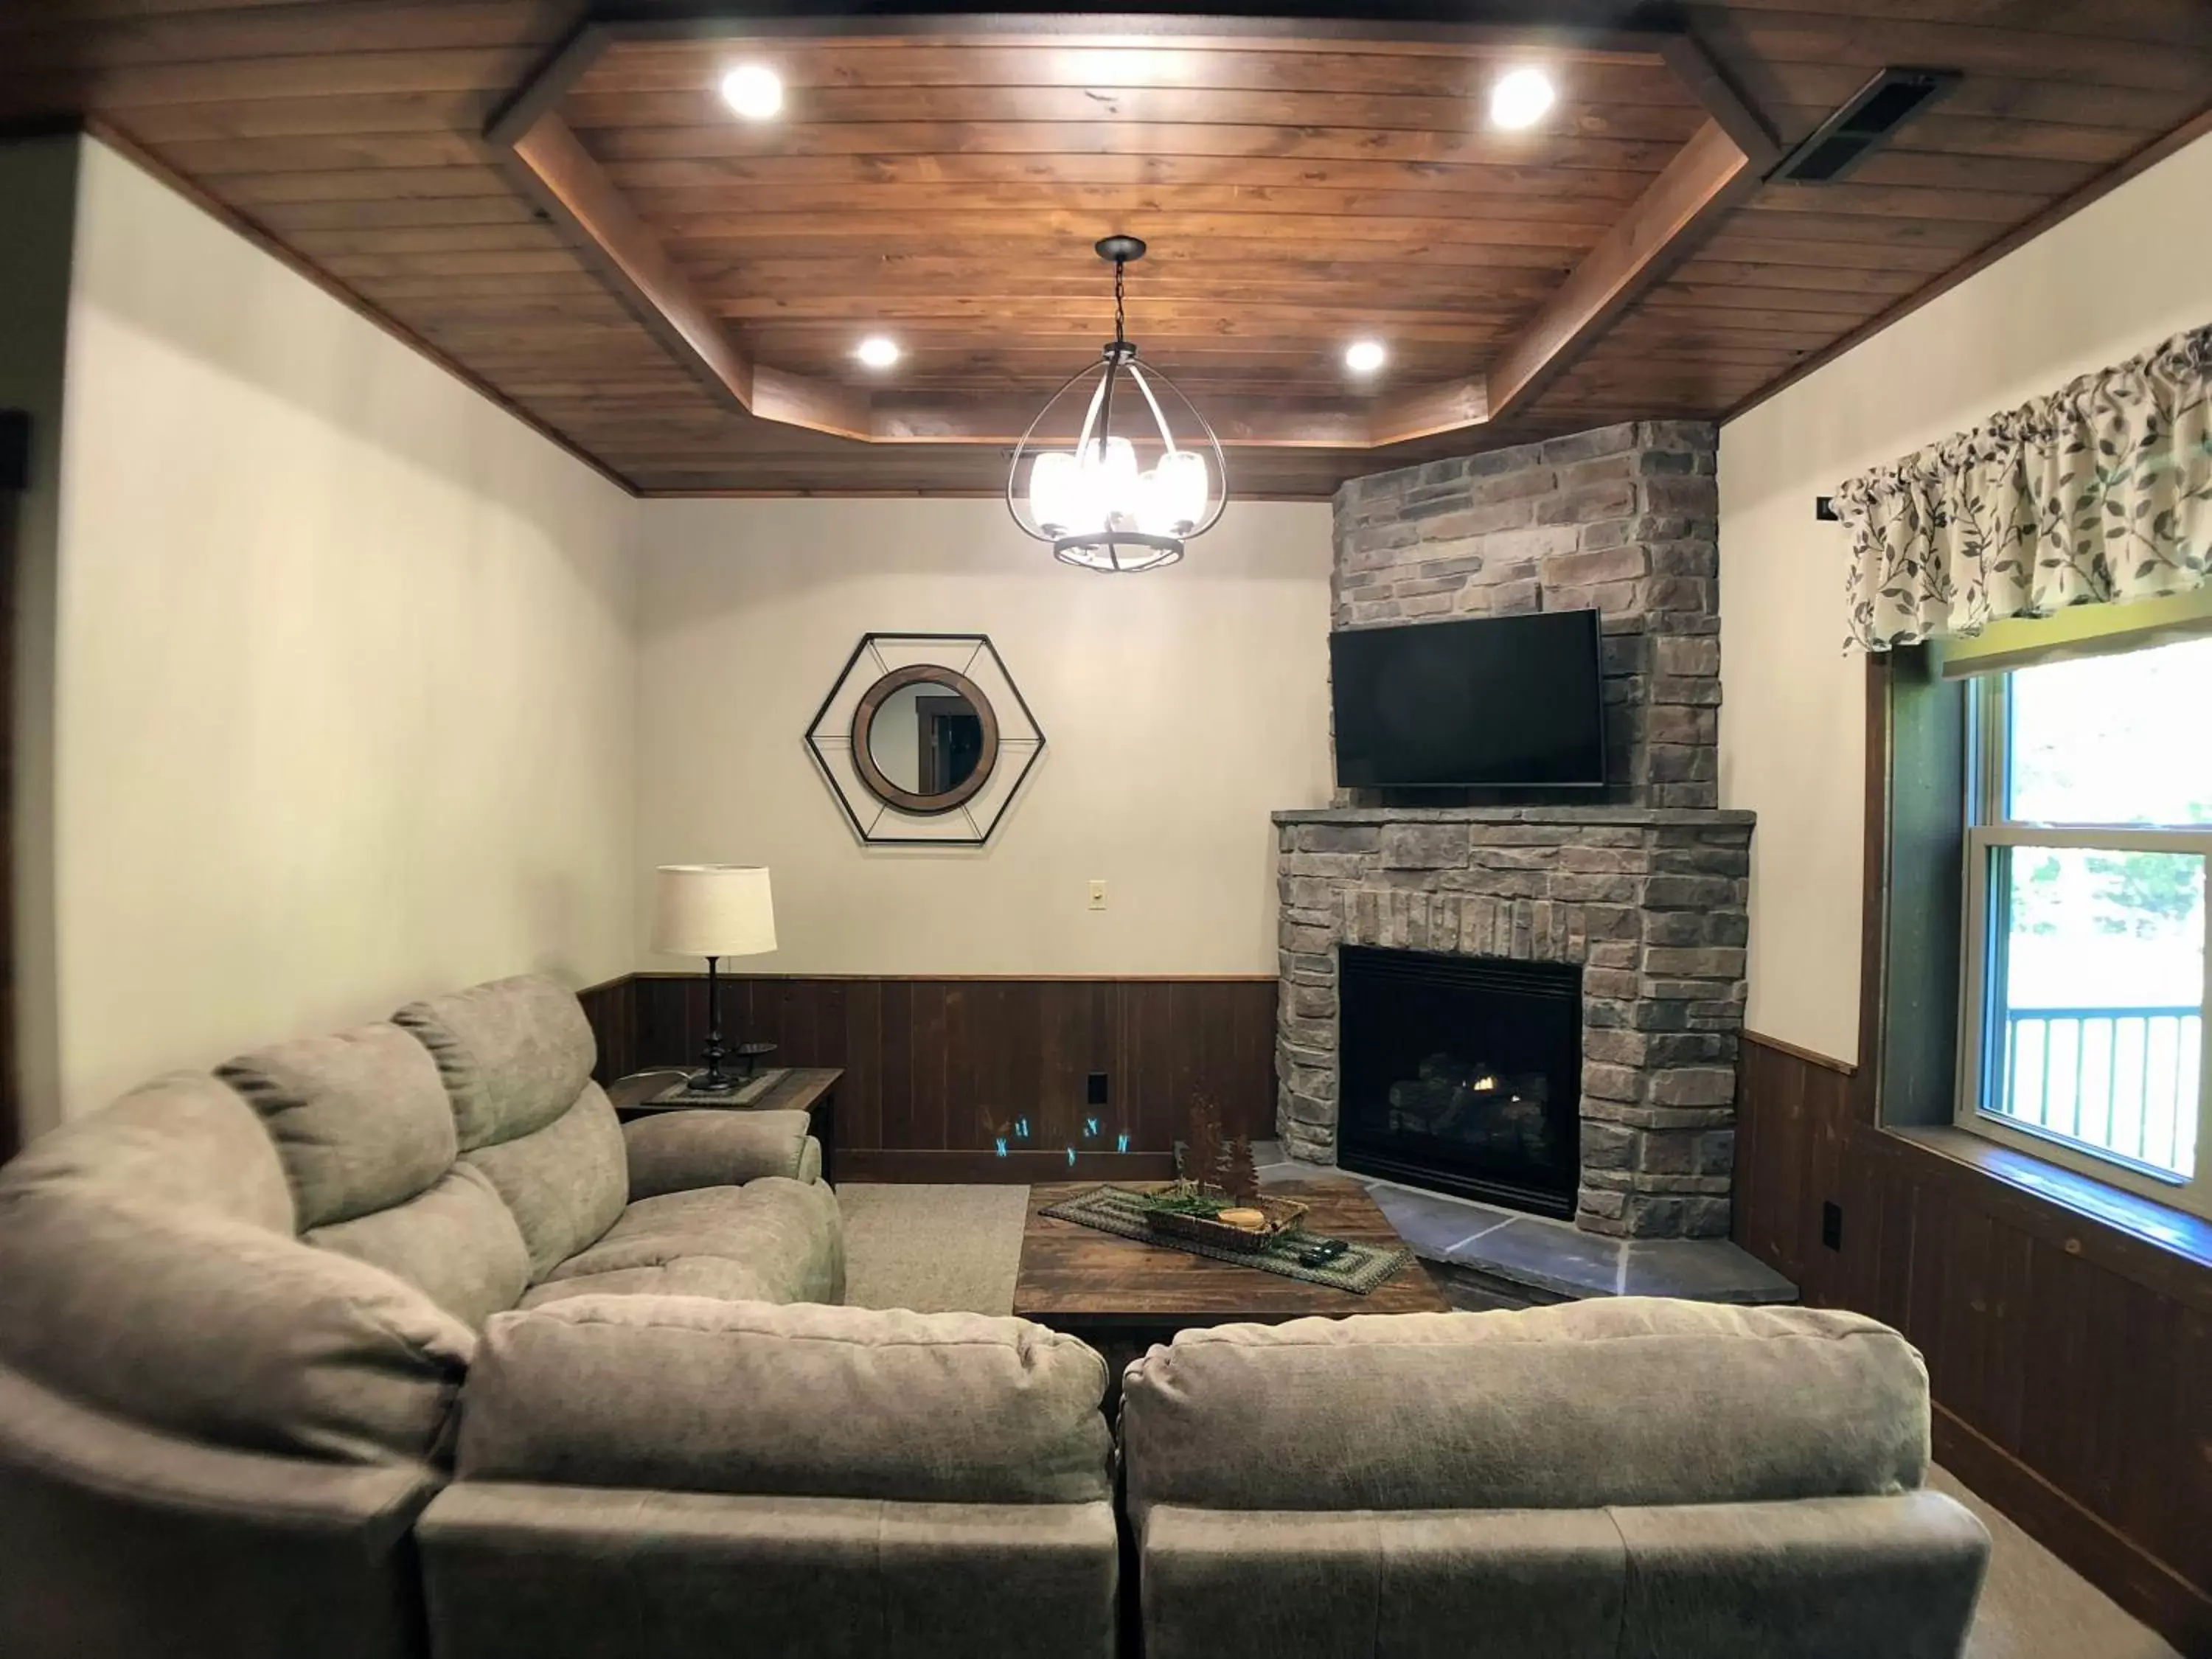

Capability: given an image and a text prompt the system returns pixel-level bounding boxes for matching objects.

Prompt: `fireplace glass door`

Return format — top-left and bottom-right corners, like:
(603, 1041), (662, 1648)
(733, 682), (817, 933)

(1336, 945), (1582, 1217)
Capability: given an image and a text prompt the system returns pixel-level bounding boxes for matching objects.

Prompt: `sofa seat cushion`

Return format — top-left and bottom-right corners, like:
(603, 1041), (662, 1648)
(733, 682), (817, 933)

(456, 1298), (1111, 1504)
(519, 1256), (780, 1310)
(1121, 1299), (1930, 1520)
(540, 1178), (844, 1307)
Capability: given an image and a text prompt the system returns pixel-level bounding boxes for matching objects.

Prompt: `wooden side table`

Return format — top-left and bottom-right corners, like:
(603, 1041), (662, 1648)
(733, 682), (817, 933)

(607, 1066), (842, 1186)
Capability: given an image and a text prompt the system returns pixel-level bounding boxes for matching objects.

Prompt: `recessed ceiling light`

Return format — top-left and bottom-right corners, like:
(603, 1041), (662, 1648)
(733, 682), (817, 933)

(855, 335), (902, 369)
(720, 63), (783, 121)
(1345, 339), (1388, 375)
(1489, 66), (1556, 131)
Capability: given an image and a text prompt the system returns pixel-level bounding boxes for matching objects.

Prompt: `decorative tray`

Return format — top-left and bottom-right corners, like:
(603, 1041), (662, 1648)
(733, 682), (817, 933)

(1141, 1186), (1310, 1251)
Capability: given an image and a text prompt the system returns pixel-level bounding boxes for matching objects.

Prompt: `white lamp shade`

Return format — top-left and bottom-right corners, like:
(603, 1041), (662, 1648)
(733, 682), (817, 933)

(652, 865), (776, 959)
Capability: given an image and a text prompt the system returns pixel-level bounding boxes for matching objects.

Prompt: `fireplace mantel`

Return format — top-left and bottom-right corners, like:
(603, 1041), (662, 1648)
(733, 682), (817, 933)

(1275, 807), (1756, 830)
(1273, 803), (1753, 1239)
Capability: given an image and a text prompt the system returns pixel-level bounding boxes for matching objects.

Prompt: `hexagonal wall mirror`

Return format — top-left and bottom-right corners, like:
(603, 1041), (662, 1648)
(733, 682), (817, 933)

(805, 633), (1045, 846)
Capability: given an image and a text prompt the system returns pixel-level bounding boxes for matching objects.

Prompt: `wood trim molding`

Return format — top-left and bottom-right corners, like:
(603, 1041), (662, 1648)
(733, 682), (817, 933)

(839, 1149), (1177, 1183)
(488, 10), (1773, 452)
(621, 970), (1279, 983)
(1932, 1404), (2212, 1653)
(1725, 97), (2212, 424)
(1741, 1030), (1856, 1077)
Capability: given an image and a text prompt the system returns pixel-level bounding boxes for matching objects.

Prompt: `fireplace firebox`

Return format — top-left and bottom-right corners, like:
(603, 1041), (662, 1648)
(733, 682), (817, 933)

(1337, 945), (1582, 1218)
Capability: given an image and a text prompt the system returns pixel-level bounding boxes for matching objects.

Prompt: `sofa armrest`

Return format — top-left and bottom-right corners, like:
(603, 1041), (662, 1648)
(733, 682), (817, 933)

(0, 1359), (442, 1659)
(621, 1109), (817, 1198)
(458, 1296), (1110, 1506)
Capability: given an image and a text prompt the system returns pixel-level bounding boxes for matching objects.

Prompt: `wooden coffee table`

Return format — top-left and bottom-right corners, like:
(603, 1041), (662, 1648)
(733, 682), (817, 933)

(1015, 1180), (1449, 1393)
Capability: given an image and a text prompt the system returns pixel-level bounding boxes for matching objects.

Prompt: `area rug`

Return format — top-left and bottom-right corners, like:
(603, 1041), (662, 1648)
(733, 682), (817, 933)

(1040, 1184), (1413, 1295)
(837, 1184), (1027, 1315)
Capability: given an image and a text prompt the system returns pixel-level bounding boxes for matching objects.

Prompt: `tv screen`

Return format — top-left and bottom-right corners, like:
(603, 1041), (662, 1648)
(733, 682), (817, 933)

(1330, 611), (1607, 789)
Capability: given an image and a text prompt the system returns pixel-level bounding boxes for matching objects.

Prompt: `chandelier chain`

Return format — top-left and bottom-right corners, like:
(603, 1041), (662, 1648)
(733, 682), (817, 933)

(1113, 258), (1127, 348)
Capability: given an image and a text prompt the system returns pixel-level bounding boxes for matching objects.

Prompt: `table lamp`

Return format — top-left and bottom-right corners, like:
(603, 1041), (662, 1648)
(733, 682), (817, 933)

(651, 864), (777, 1094)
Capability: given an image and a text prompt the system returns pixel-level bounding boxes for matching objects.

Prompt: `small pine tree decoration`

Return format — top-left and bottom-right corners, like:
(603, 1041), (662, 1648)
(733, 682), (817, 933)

(1178, 1095), (1225, 1192)
(1218, 1135), (1261, 1206)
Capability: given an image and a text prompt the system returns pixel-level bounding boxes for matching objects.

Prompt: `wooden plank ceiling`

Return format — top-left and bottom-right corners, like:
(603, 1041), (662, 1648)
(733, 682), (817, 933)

(1, 1), (2208, 497)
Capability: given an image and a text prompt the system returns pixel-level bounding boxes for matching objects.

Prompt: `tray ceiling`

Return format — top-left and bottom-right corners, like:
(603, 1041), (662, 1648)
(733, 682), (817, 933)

(2, 1), (2208, 496)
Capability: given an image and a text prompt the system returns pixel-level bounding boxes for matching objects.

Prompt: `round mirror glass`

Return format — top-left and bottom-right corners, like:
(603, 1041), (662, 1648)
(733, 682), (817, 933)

(851, 666), (1000, 815)
(867, 681), (984, 794)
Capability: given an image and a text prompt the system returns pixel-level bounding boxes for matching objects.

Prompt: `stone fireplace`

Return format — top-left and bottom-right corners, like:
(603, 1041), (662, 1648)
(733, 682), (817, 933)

(1276, 421), (1753, 1242)
(1276, 806), (1751, 1238)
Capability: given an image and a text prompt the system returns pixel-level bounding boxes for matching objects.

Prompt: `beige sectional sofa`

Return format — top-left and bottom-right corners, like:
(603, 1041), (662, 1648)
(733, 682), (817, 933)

(1121, 1299), (1990, 1659)
(0, 971), (1986, 1659)
(0, 974), (1117, 1659)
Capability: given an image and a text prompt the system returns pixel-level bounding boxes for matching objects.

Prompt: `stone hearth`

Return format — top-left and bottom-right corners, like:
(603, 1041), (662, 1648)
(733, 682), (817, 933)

(1275, 805), (1752, 1239)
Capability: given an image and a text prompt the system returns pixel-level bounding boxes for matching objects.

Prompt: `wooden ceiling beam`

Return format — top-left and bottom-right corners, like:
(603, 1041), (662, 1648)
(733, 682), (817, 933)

(1484, 118), (1756, 420)
(503, 111), (758, 417)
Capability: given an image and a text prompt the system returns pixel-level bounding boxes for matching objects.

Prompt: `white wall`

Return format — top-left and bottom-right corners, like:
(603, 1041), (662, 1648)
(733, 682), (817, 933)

(35, 139), (639, 1126)
(1719, 130), (2212, 1065)
(633, 498), (1333, 975)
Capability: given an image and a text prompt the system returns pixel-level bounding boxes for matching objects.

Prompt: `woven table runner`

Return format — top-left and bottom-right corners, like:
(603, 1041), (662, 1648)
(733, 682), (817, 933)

(1038, 1184), (1413, 1295)
(648, 1067), (792, 1107)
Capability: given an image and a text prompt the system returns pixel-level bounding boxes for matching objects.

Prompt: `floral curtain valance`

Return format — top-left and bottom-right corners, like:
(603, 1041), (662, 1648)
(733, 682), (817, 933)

(1837, 321), (2212, 652)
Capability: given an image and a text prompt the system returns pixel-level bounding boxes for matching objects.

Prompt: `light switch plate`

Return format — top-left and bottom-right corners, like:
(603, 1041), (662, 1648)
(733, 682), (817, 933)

(1088, 880), (1107, 910)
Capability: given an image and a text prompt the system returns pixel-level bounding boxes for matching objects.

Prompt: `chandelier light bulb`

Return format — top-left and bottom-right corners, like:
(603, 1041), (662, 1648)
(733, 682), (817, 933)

(854, 335), (901, 369)
(1489, 66), (1556, 131)
(1345, 339), (1388, 374)
(720, 63), (784, 121)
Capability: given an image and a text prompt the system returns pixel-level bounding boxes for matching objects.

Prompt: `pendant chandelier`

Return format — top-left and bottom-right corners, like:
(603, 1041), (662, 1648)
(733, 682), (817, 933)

(1006, 236), (1228, 573)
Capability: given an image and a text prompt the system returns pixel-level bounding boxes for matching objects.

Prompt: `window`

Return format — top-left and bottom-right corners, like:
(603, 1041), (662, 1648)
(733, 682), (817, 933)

(1961, 638), (2212, 1217)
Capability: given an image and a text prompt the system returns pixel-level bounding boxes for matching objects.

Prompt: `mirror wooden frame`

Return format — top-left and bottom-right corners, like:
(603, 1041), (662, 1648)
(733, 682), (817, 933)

(849, 663), (1001, 815)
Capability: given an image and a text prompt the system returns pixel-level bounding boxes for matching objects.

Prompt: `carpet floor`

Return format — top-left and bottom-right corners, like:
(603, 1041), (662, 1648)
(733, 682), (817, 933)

(837, 1183), (1029, 1315)
(835, 1180), (2179, 1659)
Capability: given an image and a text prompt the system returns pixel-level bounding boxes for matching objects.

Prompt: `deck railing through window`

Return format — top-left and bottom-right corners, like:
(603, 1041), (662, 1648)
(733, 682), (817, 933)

(1996, 1006), (2204, 1175)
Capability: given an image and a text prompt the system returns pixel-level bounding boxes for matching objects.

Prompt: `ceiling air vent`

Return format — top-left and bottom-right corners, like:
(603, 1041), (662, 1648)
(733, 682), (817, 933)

(1770, 67), (1961, 184)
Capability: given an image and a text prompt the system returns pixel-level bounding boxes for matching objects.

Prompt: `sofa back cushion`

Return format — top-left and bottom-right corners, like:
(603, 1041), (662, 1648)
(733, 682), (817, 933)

(307, 1164), (531, 1330)
(459, 1296), (1112, 1504)
(218, 1023), (457, 1230)
(1120, 1299), (1929, 1519)
(394, 975), (597, 1153)
(395, 977), (624, 1281)
(0, 1179), (472, 1463)
(0, 1071), (293, 1233)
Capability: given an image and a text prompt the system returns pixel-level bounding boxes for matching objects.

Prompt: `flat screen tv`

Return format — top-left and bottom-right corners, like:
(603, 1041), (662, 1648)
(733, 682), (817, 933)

(1329, 611), (1607, 790)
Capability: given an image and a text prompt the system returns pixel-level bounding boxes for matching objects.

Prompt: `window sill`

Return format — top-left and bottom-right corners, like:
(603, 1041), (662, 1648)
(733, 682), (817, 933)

(1890, 1125), (2212, 1273)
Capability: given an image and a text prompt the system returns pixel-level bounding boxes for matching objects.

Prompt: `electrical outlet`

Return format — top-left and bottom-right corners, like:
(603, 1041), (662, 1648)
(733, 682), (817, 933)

(1086, 1071), (1110, 1106)
(1821, 1201), (1843, 1251)
(1087, 880), (1107, 910)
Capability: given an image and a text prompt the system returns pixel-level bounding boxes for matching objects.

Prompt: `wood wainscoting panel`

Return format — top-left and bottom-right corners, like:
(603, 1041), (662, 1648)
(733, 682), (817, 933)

(581, 974), (1279, 1176)
(1733, 1033), (2212, 1654)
